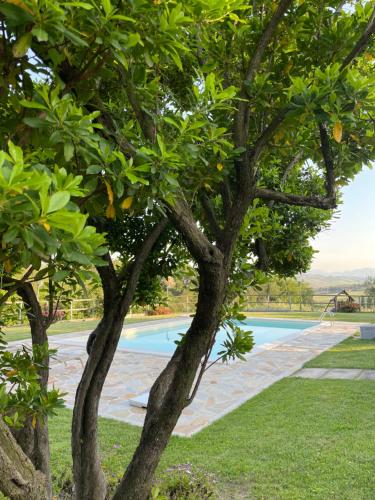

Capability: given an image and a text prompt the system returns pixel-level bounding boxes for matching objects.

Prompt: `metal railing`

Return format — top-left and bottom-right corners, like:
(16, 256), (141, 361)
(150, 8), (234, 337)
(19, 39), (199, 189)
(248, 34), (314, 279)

(2, 298), (102, 326)
(241, 294), (375, 313)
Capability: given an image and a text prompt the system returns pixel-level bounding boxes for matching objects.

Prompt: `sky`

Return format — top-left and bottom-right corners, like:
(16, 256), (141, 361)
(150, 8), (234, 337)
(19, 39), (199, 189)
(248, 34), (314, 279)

(310, 166), (375, 272)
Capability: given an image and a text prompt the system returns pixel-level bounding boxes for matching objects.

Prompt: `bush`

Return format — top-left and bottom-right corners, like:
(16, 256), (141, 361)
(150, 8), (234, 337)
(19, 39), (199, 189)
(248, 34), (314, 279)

(151, 467), (217, 499)
(53, 467), (217, 499)
(41, 306), (66, 323)
(147, 306), (173, 316)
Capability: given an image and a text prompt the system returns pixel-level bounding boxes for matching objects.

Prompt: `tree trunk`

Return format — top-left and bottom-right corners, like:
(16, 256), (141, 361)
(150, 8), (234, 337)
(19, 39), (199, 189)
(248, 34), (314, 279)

(15, 284), (52, 499)
(72, 221), (167, 500)
(0, 418), (47, 500)
(114, 258), (226, 499)
(72, 296), (125, 500)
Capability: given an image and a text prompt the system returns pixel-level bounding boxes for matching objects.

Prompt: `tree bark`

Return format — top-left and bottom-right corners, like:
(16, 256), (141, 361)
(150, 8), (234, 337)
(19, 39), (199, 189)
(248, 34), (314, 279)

(114, 256), (225, 499)
(15, 283), (52, 499)
(72, 220), (167, 500)
(0, 418), (47, 500)
(72, 294), (125, 500)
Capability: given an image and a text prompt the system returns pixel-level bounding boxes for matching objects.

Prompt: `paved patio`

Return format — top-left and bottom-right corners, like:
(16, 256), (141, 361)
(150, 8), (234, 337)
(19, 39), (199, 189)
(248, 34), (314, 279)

(10, 318), (360, 436)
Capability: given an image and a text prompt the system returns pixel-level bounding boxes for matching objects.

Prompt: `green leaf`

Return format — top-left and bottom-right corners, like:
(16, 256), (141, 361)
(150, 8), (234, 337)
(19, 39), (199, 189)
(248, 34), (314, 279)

(12, 32), (32, 58)
(0, 3), (33, 26)
(170, 51), (182, 71)
(47, 191), (70, 213)
(165, 174), (179, 187)
(58, 26), (89, 47)
(3, 226), (19, 244)
(125, 33), (141, 49)
(112, 14), (135, 22)
(52, 270), (70, 281)
(19, 99), (47, 110)
(23, 117), (46, 128)
(163, 116), (180, 129)
(101, 0), (112, 16)
(156, 135), (166, 157)
(86, 165), (103, 174)
(64, 142), (75, 162)
(8, 141), (23, 164)
(48, 211), (87, 235)
(126, 172), (149, 185)
(31, 27), (49, 42)
(62, 1), (94, 9)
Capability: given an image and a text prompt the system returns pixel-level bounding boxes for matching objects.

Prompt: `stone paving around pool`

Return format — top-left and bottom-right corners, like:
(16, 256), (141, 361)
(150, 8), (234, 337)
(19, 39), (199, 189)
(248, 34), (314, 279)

(293, 367), (375, 380)
(9, 318), (359, 436)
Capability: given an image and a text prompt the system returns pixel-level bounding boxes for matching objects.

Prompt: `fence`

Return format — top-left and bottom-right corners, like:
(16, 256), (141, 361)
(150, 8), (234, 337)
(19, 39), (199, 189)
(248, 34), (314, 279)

(3, 294), (375, 326)
(2, 298), (102, 326)
(242, 294), (375, 313)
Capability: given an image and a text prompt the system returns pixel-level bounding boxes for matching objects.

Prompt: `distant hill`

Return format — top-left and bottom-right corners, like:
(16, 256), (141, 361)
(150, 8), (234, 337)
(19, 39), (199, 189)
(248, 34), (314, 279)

(299, 268), (375, 292)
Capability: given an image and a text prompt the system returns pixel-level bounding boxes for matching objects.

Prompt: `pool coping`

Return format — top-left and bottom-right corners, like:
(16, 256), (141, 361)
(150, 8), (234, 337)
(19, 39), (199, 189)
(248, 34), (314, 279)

(7, 318), (362, 437)
(50, 316), (322, 361)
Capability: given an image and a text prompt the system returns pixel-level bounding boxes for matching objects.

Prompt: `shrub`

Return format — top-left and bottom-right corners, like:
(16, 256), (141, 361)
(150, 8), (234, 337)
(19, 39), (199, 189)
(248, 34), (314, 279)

(151, 468), (217, 499)
(41, 306), (66, 323)
(147, 306), (173, 316)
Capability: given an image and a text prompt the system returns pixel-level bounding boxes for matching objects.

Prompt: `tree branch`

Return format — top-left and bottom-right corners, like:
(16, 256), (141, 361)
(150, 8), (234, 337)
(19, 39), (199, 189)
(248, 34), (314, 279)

(234, 0), (292, 144)
(121, 70), (156, 144)
(250, 107), (290, 165)
(280, 151), (303, 186)
(167, 198), (223, 265)
(319, 123), (335, 198)
(233, 0), (292, 195)
(220, 180), (232, 216)
(120, 218), (168, 312)
(0, 267), (34, 307)
(95, 252), (120, 312)
(255, 188), (336, 209)
(245, 0), (293, 83)
(199, 192), (223, 240)
(340, 7), (375, 70)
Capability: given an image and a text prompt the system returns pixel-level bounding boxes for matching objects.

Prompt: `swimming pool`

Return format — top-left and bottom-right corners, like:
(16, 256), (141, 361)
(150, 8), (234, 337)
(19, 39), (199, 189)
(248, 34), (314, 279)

(118, 318), (318, 358)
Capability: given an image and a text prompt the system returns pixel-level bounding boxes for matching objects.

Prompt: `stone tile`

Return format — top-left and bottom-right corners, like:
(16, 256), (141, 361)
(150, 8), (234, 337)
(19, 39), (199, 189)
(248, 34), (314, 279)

(293, 368), (329, 379)
(358, 370), (375, 380)
(321, 369), (363, 380)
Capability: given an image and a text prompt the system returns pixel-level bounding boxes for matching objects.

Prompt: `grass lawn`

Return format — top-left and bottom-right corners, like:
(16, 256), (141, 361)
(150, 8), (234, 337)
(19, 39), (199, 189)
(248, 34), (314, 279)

(2, 314), (183, 343)
(246, 311), (375, 323)
(304, 335), (375, 369)
(49, 378), (375, 499)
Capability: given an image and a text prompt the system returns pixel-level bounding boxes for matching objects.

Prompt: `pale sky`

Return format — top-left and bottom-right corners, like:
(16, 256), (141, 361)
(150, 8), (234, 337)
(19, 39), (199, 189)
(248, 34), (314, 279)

(311, 166), (375, 272)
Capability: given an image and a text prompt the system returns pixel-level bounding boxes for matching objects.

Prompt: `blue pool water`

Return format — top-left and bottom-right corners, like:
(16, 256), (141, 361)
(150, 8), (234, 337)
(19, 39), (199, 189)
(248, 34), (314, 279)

(118, 318), (317, 358)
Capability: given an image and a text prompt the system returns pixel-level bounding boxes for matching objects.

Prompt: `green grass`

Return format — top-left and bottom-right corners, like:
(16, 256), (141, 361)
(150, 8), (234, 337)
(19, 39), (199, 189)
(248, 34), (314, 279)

(2, 314), (182, 343)
(304, 335), (375, 370)
(246, 311), (375, 323)
(49, 378), (375, 499)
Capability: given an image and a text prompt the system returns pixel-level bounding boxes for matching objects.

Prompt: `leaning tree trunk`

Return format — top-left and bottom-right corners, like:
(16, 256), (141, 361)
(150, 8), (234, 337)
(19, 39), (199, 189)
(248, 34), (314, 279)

(14, 283), (52, 499)
(72, 292), (125, 500)
(114, 256), (226, 499)
(72, 220), (167, 500)
(0, 417), (47, 500)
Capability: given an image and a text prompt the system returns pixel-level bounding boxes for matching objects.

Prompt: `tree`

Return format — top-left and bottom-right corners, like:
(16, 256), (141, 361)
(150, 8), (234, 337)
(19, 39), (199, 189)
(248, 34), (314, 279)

(1, 18), (180, 497)
(110, 4), (375, 498)
(0, 141), (106, 497)
(1, 1), (375, 499)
